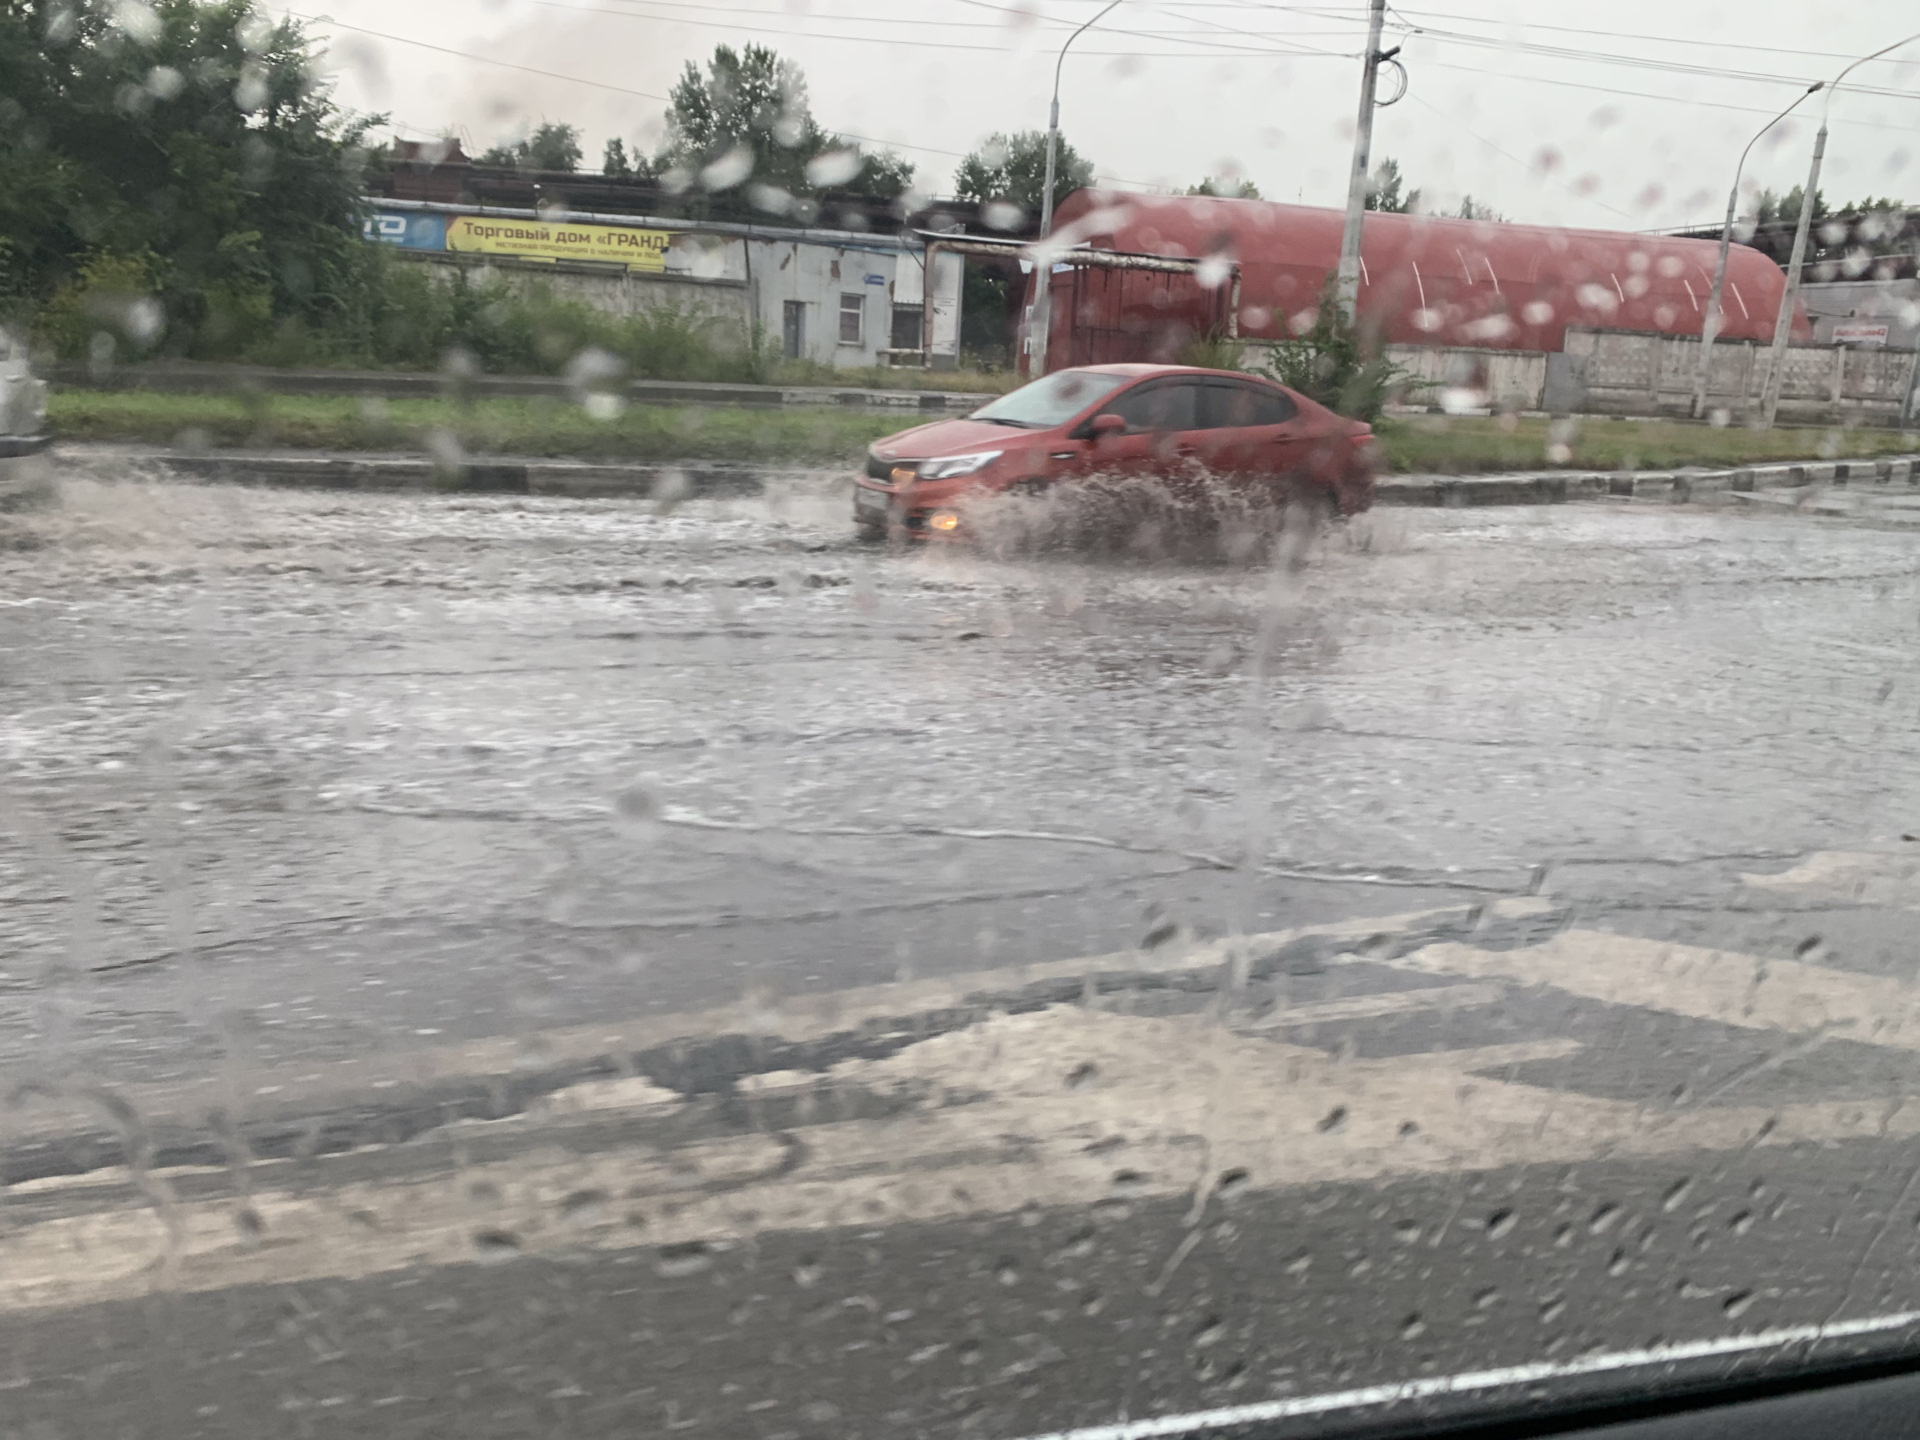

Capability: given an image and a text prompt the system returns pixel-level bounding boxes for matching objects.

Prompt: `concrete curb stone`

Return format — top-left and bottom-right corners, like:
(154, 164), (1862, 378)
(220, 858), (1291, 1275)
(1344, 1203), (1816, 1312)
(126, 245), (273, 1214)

(48, 444), (1920, 509)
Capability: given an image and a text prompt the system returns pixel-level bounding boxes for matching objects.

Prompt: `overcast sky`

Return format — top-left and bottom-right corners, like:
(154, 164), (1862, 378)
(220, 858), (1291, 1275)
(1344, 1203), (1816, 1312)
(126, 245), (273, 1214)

(289, 0), (1918, 232)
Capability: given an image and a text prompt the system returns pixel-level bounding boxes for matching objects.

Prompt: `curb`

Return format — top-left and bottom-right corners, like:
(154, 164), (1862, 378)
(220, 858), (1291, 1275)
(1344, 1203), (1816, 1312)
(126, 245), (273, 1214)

(50, 446), (1920, 507)
(1375, 455), (1920, 508)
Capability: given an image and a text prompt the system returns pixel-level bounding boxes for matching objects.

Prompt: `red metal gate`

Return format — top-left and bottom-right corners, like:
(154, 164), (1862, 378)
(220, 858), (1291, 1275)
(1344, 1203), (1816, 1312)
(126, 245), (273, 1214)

(1054, 266), (1235, 367)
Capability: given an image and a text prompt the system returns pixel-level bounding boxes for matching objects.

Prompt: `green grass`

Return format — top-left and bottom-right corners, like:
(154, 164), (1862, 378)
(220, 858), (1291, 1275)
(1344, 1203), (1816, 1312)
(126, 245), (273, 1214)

(1380, 414), (1920, 474)
(49, 389), (1918, 471)
(49, 390), (910, 464)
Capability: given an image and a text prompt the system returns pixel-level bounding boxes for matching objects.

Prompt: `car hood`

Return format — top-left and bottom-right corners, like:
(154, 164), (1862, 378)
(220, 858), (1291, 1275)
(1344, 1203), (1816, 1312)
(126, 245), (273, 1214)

(869, 418), (1040, 462)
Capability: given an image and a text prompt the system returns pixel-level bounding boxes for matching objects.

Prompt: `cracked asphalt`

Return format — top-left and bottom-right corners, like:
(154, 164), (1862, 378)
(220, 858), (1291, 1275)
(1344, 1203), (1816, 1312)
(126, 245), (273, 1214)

(5, 467), (1920, 1437)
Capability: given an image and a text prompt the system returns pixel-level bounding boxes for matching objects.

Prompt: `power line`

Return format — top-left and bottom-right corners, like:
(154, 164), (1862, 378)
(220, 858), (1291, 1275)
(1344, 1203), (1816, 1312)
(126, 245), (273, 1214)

(1381, 4), (1920, 70)
(291, 9), (1180, 185)
(1392, 21), (1920, 104)
(1406, 53), (1920, 134)
(954, 0), (1353, 55)
(561, 0), (1353, 59)
(289, 12), (671, 100)
(1123, 0), (1358, 59)
(1399, 91), (1638, 222)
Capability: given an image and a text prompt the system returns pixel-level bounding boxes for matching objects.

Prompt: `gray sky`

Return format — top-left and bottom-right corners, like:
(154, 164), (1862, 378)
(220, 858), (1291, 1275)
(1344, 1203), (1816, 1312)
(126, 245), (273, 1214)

(292, 0), (1919, 232)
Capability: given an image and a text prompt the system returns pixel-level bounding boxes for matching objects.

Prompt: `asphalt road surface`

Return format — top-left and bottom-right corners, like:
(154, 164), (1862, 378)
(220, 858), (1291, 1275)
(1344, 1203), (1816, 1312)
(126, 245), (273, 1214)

(4, 466), (1920, 1438)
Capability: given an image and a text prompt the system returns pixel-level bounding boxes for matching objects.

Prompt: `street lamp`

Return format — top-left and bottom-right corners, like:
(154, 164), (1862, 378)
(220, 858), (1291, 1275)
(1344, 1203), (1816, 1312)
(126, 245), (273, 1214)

(1028, 0), (1122, 375)
(1688, 81), (1822, 420)
(1760, 29), (1920, 428)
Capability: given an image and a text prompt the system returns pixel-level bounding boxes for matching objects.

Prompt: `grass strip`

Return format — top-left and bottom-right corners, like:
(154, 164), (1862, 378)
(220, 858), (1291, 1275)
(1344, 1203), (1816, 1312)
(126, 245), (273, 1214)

(49, 390), (1919, 473)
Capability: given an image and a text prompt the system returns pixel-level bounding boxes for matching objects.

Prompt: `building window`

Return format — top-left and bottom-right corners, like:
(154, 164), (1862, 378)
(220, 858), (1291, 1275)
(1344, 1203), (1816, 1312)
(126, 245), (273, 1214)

(890, 304), (924, 351)
(838, 292), (864, 345)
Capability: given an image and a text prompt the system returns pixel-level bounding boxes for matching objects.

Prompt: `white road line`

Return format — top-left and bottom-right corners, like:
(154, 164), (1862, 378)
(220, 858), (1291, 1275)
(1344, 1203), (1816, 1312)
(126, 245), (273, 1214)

(1242, 983), (1503, 1031)
(1395, 929), (1920, 1049)
(1745, 850), (1920, 911)
(2, 900), (1535, 1150)
(1000, 1308), (1920, 1440)
(9, 1001), (1907, 1316)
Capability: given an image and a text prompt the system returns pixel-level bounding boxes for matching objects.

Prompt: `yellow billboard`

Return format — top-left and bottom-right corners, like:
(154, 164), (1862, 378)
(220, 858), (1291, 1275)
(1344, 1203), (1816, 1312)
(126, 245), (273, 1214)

(443, 216), (674, 272)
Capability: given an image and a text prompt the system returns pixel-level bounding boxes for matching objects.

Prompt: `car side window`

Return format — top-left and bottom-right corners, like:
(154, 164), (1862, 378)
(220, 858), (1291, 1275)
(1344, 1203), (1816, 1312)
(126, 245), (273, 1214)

(1106, 380), (1201, 434)
(1203, 381), (1299, 428)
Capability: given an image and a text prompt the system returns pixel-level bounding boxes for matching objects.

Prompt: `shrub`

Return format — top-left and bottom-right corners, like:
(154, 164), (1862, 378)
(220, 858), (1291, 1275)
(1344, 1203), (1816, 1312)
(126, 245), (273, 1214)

(35, 252), (169, 362)
(1260, 280), (1409, 421)
(1176, 330), (1246, 371)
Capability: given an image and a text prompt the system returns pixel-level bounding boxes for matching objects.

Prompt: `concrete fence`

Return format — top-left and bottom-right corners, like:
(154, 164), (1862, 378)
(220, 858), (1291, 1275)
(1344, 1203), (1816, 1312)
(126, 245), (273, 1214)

(1552, 327), (1918, 425)
(1250, 327), (1920, 426)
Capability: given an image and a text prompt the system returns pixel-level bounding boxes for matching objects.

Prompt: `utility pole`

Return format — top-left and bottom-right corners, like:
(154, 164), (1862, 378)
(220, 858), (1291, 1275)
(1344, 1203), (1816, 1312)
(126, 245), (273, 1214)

(1690, 83), (1822, 420)
(1334, 0), (1390, 320)
(1760, 28), (1920, 428)
(1758, 125), (1825, 429)
(1028, 0), (1122, 377)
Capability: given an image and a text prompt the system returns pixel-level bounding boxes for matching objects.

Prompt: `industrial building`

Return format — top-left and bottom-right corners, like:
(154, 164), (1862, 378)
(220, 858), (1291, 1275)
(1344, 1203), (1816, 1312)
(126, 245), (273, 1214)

(1033, 189), (1804, 365)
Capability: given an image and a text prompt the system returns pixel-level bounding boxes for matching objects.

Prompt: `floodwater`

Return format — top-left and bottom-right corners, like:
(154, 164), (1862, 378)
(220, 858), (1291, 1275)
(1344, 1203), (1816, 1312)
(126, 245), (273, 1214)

(5, 465), (1920, 1437)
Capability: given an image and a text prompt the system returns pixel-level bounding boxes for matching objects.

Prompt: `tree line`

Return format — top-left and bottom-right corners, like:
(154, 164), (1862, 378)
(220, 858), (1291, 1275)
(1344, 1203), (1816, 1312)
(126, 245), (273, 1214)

(2, 2), (1910, 370)
(468, 44), (1099, 234)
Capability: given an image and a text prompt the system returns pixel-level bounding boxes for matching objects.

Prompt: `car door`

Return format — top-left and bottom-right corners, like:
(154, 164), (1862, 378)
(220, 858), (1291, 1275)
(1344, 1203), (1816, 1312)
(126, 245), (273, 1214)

(1198, 378), (1308, 494)
(1080, 378), (1206, 483)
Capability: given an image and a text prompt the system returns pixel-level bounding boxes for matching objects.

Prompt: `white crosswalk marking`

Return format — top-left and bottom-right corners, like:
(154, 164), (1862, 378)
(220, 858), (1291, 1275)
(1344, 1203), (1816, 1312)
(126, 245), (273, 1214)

(6, 888), (1920, 1318)
(1393, 929), (1920, 1049)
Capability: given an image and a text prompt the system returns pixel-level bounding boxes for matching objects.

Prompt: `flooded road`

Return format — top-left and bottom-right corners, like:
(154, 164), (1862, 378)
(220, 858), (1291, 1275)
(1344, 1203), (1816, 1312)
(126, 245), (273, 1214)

(5, 468), (1920, 1437)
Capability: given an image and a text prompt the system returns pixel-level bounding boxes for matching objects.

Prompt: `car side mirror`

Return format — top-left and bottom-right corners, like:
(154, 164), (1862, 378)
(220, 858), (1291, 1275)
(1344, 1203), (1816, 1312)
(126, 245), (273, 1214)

(1089, 413), (1126, 440)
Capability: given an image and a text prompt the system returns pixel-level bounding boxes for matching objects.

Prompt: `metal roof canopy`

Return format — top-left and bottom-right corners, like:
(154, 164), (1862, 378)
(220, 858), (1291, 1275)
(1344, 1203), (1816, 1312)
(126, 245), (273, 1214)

(911, 231), (1241, 368)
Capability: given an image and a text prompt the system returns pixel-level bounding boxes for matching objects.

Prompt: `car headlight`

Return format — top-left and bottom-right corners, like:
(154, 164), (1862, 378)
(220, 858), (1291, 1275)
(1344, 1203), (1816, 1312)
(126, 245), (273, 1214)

(916, 450), (1002, 480)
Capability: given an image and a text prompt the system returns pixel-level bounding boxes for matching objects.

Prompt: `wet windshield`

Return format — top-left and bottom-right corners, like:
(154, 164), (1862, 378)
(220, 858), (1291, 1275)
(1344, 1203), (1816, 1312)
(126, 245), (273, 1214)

(5, 2), (1920, 1438)
(971, 367), (1132, 427)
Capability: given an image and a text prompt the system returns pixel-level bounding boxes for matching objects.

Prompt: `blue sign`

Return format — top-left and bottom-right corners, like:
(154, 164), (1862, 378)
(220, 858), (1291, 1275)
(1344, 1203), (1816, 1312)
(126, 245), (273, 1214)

(362, 211), (447, 251)
(864, 272), (887, 285)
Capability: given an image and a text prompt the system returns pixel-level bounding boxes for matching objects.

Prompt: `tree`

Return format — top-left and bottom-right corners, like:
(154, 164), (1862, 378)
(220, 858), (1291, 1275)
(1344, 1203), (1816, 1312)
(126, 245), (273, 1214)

(1753, 185), (1827, 229)
(602, 137), (632, 178)
(1365, 157), (1418, 213)
(1, 0), (382, 356)
(1189, 177), (1261, 199)
(850, 149), (915, 202)
(955, 130), (1094, 219)
(477, 121), (581, 172)
(657, 44), (910, 201)
(1452, 195), (1505, 223)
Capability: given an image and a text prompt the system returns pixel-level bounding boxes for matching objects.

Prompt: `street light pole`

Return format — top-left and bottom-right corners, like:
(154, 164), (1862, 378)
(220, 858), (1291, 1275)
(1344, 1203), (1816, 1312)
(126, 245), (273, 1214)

(1689, 82), (1822, 420)
(1760, 29), (1920, 428)
(1029, 0), (1122, 376)
(1333, 0), (1389, 320)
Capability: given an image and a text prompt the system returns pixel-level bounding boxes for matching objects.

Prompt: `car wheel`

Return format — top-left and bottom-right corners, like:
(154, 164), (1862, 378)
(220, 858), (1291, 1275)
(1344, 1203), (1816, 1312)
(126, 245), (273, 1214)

(1334, 470), (1376, 516)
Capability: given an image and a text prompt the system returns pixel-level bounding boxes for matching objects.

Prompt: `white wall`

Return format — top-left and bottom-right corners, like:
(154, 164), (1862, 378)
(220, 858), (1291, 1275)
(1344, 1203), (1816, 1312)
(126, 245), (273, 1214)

(396, 224), (964, 371)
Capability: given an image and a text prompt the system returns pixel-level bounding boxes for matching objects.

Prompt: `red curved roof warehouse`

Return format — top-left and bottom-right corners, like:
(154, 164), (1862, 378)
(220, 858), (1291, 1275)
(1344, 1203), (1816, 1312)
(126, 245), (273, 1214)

(1044, 189), (1810, 353)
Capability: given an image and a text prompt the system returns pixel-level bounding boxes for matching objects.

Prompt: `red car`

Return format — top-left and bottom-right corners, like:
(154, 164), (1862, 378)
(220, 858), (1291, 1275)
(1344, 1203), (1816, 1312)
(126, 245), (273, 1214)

(852, 363), (1377, 541)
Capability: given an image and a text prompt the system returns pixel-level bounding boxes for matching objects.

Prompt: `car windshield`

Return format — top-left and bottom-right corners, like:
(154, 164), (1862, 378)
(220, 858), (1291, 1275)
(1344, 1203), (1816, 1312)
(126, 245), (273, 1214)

(8, 2), (1920, 1438)
(970, 367), (1132, 427)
